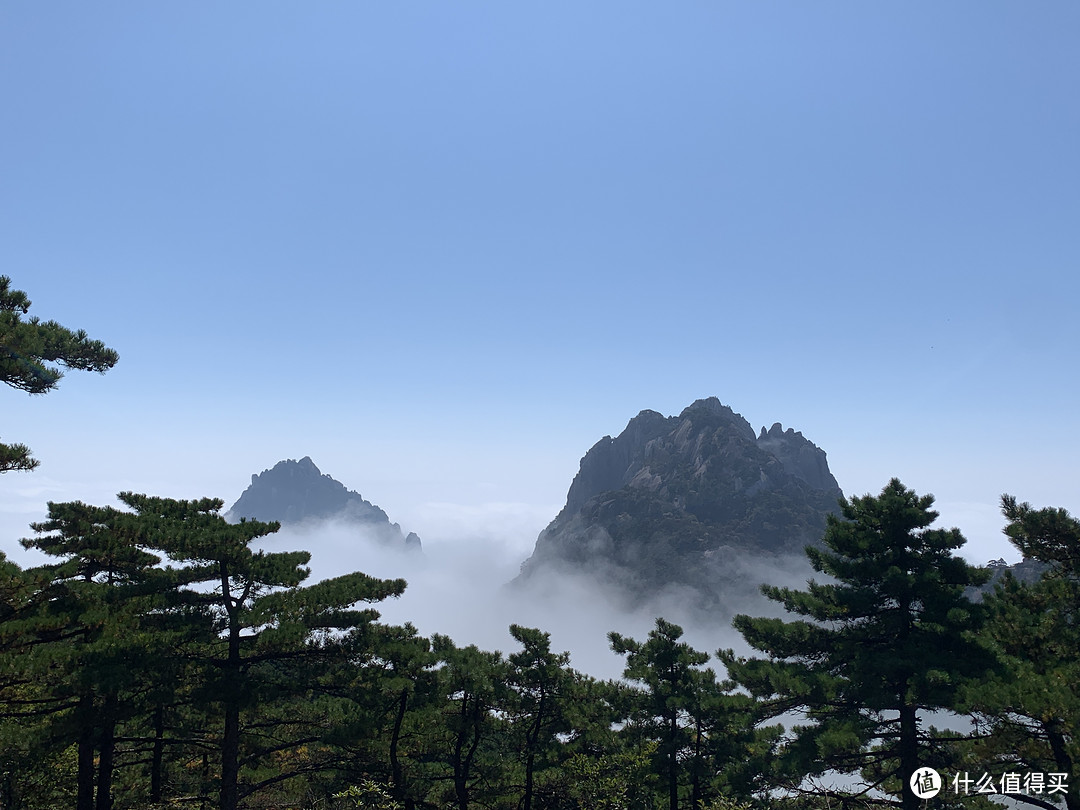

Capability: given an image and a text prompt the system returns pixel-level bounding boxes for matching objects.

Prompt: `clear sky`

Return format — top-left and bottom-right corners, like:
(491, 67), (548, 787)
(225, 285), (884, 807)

(3, 2), (1079, 573)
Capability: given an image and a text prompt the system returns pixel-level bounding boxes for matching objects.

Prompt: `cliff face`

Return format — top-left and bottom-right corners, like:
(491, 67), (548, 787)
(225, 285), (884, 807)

(227, 457), (421, 551)
(516, 398), (842, 606)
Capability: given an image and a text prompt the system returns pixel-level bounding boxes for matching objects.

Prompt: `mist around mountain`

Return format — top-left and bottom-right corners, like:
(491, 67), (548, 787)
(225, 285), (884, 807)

(516, 397), (844, 614)
(8, 401), (1076, 810)
(226, 456), (421, 551)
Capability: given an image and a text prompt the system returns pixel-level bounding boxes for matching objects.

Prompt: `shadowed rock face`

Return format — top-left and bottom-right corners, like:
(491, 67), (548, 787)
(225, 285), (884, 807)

(227, 456), (421, 551)
(516, 398), (842, 608)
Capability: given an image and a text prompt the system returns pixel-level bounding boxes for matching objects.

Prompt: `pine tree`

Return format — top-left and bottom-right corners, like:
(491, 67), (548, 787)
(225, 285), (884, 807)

(0, 550), (81, 808)
(0, 276), (118, 472)
(374, 624), (438, 810)
(115, 492), (407, 810)
(428, 635), (510, 810)
(720, 479), (994, 810)
(1000, 494), (1080, 575)
(961, 496), (1079, 810)
(325, 621), (437, 810)
(506, 624), (575, 810)
(609, 618), (760, 810)
(532, 669), (646, 810)
(19, 500), (167, 810)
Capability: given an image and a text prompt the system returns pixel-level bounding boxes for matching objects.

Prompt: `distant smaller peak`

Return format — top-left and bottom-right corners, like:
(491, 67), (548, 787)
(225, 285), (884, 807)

(297, 456), (320, 472)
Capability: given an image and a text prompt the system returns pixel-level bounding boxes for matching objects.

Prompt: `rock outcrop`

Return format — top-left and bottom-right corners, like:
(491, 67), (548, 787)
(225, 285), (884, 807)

(227, 456), (421, 551)
(969, 557), (1050, 601)
(516, 398), (842, 608)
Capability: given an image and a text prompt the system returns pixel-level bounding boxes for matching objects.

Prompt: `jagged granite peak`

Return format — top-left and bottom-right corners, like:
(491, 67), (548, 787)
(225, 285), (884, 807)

(756, 422), (840, 493)
(516, 398), (842, 608)
(561, 409), (671, 517)
(227, 457), (421, 551)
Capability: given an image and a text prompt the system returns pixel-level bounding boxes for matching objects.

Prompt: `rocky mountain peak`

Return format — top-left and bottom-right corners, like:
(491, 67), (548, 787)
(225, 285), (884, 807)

(516, 399), (843, 609)
(228, 458), (420, 551)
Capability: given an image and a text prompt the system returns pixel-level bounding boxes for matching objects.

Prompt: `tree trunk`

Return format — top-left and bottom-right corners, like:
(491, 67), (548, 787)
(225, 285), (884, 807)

(1046, 722), (1078, 810)
(76, 694), (96, 810)
(690, 715), (702, 810)
(390, 688), (412, 809)
(668, 709), (678, 810)
(523, 694), (544, 810)
(453, 694), (483, 810)
(220, 698), (240, 810)
(452, 697), (470, 810)
(150, 703), (165, 802)
(898, 703), (918, 810)
(219, 566), (242, 810)
(524, 749), (536, 810)
(95, 694), (117, 810)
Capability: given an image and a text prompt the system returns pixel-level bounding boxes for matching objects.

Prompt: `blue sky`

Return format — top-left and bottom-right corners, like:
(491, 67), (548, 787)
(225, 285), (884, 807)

(3, 2), (1079, 569)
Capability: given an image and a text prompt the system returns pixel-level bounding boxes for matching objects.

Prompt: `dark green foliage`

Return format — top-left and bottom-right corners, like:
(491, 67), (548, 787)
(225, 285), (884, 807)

(1001, 494), (1080, 575)
(3, 477), (1077, 810)
(721, 479), (994, 810)
(332, 779), (404, 809)
(960, 497), (1080, 810)
(610, 618), (764, 810)
(0, 492), (411, 810)
(427, 635), (511, 810)
(0, 554), (77, 808)
(506, 625), (575, 810)
(114, 492), (406, 810)
(610, 619), (709, 810)
(0, 276), (118, 472)
(322, 621), (438, 810)
(963, 576), (1079, 810)
(18, 500), (172, 810)
(0, 742), (78, 810)
(0, 551), (84, 807)
(557, 744), (658, 810)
